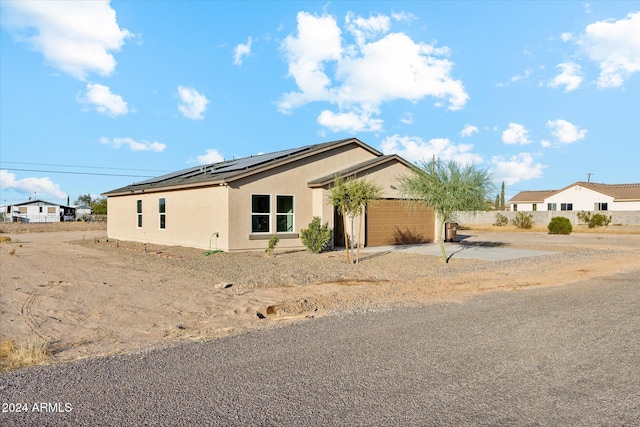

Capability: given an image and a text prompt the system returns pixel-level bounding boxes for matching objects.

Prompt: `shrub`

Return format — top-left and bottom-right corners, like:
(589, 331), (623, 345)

(548, 217), (572, 234)
(300, 216), (332, 253)
(577, 211), (612, 228)
(265, 235), (280, 256)
(511, 212), (534, 229)
(493, 213), (509, 226)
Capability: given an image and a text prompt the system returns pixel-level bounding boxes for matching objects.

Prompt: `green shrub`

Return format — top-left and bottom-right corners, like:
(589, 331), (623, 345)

(577, 211), (612, 228)
(300, 216), (332, 253)
(494, 213), (509, 226)
(265, 235), (280, 256)
(511, 212), (534, 229)
(548, 216), (572, 234)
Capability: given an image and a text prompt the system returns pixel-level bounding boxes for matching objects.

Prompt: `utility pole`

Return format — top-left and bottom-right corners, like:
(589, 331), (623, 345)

(586, 172), (595, 183)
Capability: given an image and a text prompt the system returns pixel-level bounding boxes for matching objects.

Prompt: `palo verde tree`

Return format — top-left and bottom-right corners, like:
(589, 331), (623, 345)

(399, 159), (494, 263)
(328, 176), (382, 264)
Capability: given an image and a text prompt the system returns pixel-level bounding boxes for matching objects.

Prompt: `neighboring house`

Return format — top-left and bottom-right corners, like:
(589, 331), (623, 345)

(103, 138), (436, 251)
(75, 205), (93, 218)
(509, 182), (640, 212)
(0, 199), (73, 223)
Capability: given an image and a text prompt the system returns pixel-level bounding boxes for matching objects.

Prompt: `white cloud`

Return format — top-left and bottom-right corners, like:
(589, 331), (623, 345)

(578, 12), (640, 88)
(560, 32), (573, 42)
(380, 134), (482, 165)
(177, 86), (209, 120)
(502, 123), (531, 145)
(317, 109), (383, 132)
(461, 124), (478, 137)
(234, 37), (252, 66)
(196, 149), (224, 164)
(490, 153), (545, 185)
(1, 0), (131, 80)
(400, 112), (413, 125)
(80, 83), (128, 116)
(279, 11), (468, 131)
(0, 169), (66, 200)
(548, 62), (583, 92)
(100, 137), (166, 152)
(547, 119), (587, 144)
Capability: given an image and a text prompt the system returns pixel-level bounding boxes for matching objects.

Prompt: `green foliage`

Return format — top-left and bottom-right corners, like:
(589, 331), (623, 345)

(265, 235), (280, 256)
(494, 213), (509, 226)
(399, 159), (494, 263)
(300, 217), (332, 253)
(511, 212), (534, 229)
(91, 197), (107, 215)
(500, 181), (505, 210)
(577, 211), (612, 228)
(548, 216), (573, 234)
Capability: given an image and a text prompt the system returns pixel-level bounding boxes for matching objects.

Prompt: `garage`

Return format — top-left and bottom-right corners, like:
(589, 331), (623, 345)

(365, 199), (435, 247)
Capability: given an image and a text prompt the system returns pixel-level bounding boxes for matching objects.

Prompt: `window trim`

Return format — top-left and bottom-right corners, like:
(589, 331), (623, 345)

(276, 194), (295, 233)
(158, 198), (166, 230)
(137, 199), (142, 228)
(251, 194), (271, 234)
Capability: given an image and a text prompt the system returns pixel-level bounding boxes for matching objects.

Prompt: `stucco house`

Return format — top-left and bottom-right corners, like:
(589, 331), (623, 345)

(103, 138), (436, 252)
(0, 199), (74, 223)
(509, 182), (640, 212)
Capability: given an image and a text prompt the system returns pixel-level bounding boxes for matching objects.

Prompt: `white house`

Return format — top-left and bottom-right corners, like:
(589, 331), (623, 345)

(509, 182), (640, 212)
(0, 199), (71, 223)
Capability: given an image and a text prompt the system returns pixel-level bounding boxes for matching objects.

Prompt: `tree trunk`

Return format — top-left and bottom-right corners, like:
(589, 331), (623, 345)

(438, 217), (448, 263)
(342, 206), (350, 264)
(349, 214), (356, 263)
(356, 207), (363, 263)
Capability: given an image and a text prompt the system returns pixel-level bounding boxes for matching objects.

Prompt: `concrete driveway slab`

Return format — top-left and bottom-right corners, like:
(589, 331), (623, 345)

(359, 242), (554, 261)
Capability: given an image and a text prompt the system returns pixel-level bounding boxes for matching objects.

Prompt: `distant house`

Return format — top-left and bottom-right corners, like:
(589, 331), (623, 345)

(103, 138), (436, 251)
(0, 199), (75, 223)
(509, 182), (640, 212)
(75, 205), (93, 218)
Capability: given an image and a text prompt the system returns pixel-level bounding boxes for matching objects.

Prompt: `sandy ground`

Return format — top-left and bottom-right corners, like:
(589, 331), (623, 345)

(1, 222), (639, 367)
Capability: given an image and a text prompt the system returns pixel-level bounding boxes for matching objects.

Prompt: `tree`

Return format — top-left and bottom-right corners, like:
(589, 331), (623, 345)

(500, 181), (505, 211)
(328, 176), (382, 264)
(92, 197), (107, 215)
(399, 159), (494, 263)
(75, 194), (92, 206)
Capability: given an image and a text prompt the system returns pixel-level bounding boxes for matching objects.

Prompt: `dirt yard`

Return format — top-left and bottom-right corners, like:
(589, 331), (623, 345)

(1, 222), (639, 369)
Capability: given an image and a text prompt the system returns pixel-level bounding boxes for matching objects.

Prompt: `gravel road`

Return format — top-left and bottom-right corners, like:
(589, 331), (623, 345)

(1, 269), (639, 426)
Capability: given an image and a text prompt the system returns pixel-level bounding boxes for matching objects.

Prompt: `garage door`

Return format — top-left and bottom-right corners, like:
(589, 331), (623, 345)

(366, 199), (435, 247)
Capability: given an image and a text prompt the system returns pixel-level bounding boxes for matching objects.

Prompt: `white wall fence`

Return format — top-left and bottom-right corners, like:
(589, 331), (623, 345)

(454, 210), (640, 227)
(1, 214), (60, 223)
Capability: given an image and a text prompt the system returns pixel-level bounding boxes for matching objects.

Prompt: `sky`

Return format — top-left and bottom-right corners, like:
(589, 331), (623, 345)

(1, 1), (639, 206)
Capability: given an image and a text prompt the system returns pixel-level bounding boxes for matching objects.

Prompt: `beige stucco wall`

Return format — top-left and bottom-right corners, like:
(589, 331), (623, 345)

(107, 185), (229, 250)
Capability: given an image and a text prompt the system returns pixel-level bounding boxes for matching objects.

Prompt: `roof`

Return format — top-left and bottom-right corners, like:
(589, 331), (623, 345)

(5, 199), (63, 207)
(508, 181), (640, 203)
(307, 155), (414, 188)
(103, 138), (383, 196)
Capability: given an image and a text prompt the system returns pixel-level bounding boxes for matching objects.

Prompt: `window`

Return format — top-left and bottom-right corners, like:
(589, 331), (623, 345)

(158, 198), (166, 229)
(561, 203), (573, 211)
(39, 206), (43, 213)
(276, 196), (294, 232)
(532, 204), (537, 211)
(548, 203), (557, 211)
(252, 195), (270, 233)
(137, 200), (142, 228)
(595, 202), (608, 211)
(513, 204), (518, 212)
(18, 207), (27, 214)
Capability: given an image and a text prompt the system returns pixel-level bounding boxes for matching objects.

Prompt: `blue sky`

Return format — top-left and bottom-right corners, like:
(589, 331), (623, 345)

(1, 1), (639, 205)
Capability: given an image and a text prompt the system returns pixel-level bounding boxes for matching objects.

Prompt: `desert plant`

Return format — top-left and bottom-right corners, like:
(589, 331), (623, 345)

(0, 339), (50, 371)
(548, 216), (572, 234)
(577, 211), (612, 229)
(511, 212), (534, 229)
(265, 235), (280, 256)
(494, 213), (509, 226)
(300, 217), (332, 253)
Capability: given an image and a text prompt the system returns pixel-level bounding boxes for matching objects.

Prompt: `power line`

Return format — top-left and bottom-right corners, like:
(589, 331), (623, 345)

(0, 161), (168, 173)
(1, 168), (154, 178)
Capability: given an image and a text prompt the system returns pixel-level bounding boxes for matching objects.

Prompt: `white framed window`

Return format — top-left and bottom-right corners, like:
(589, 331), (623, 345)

(137, 200), (142, 228)
(513, 204), (518, 212)
(251, 195), (270, 233)
(561, 203), (573, 211)
(159, 198), (166, 229)
(548, 203), (557, 211)
(532, 204), (537, 211)
(595, 202), (608, 211)
(276, 195), (294, 233)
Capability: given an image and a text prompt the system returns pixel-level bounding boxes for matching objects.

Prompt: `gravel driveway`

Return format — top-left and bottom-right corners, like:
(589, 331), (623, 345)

(2, 269), (638, 426)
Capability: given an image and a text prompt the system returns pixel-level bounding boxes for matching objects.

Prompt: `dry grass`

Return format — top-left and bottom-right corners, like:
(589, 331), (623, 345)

(0, 338), (51, 371)
(0, 236), (11, 243)
(462, 224), (640, 234)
